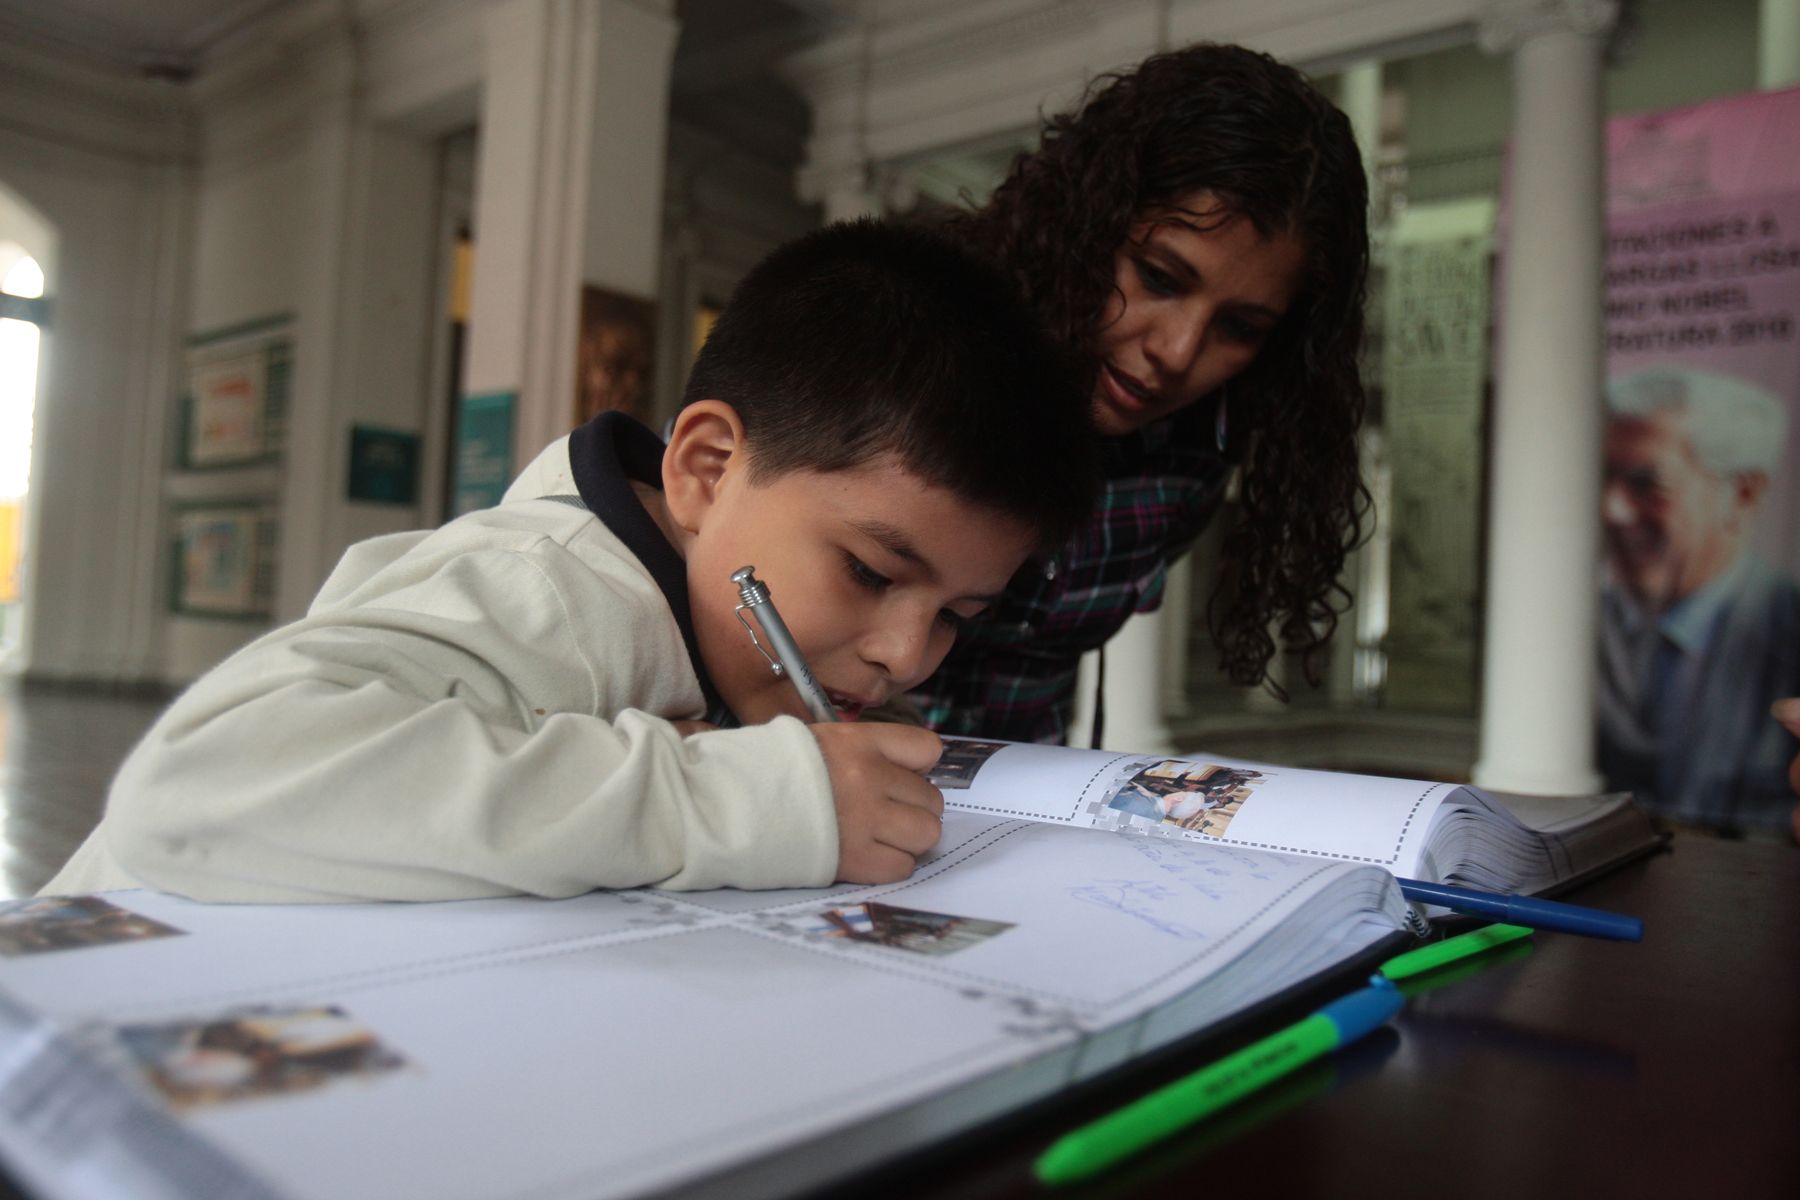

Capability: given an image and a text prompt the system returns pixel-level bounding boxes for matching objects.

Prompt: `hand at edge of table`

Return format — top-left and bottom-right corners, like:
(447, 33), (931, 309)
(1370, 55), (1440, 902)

(1774, 697), (1800, 842)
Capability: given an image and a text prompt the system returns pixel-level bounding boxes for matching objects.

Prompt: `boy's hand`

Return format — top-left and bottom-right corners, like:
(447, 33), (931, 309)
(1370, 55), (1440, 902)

(812, 723), (945, 884)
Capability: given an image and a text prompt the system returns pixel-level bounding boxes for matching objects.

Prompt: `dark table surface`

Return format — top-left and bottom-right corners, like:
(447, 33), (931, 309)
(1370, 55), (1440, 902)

(837, 833), (1800, 1200)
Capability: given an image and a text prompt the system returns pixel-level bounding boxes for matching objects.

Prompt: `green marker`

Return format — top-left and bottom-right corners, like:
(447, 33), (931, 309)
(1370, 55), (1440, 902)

(1033, 923), (1534, 1187)
(1034, 980), (1402, 1185)
(1376, 922), (1533, 983)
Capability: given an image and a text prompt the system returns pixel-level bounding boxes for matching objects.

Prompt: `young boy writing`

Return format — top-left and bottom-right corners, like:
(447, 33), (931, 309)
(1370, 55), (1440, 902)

(43, 220), (1097, 903)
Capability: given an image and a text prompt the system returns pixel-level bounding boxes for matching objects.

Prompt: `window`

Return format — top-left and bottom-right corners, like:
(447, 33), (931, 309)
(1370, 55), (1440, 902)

(0, 242), (45, 650)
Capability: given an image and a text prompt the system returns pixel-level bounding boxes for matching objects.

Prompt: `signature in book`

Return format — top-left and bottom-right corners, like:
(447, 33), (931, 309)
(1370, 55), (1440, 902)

(1068, 881), (1210, 940)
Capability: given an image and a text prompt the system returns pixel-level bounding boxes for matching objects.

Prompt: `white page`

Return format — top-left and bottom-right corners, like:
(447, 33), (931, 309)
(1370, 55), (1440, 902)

(0, 822), (1408, 1200)
(936, 738), (1462, 878)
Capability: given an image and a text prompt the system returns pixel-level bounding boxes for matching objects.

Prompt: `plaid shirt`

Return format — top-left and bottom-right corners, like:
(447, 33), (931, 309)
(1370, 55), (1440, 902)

(910, 400), (1232, 744)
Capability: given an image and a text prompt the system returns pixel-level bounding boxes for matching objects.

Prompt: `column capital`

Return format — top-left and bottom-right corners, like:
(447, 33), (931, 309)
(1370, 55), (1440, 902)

(1476, 0), (1621, 54)
(797, 159), (922, 221)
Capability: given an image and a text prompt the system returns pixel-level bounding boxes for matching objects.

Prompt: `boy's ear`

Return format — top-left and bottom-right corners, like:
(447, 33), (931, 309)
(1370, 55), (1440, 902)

(662, 400), (747, 532)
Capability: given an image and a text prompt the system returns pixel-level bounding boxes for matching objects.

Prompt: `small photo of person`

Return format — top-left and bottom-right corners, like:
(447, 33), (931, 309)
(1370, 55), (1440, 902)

(118, 1005), (408, 1112)
(927, 738), (1010, 790)
(807, 902), (1013, 956)
(0, 895), (183, 957)
(1104, 761), (1266, 837)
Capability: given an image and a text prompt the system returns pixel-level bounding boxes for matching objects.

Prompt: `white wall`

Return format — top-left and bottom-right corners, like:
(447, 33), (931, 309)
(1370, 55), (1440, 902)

(162, 116), (311, 678)
(0, 44), (190, 685)
(3, 3), (472, 685)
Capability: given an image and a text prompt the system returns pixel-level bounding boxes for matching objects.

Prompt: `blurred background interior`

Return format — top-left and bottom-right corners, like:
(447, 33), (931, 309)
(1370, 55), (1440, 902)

(2, 0), (1796, 895)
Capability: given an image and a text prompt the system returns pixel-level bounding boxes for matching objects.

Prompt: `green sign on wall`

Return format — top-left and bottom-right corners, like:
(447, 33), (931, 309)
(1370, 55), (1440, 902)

(454, 390), (516, 515)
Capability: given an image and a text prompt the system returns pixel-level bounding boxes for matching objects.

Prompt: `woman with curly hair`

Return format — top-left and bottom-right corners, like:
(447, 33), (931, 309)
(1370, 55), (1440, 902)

(909, 42), (1372, 745)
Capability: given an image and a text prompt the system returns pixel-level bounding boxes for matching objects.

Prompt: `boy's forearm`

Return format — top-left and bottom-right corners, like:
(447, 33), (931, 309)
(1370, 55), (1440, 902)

(105, 679), (837, 904)
(89, 529), (844, 903)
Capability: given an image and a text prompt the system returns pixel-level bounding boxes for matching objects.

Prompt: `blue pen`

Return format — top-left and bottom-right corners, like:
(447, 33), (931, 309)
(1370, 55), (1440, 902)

(1397, 878), (1643, 942)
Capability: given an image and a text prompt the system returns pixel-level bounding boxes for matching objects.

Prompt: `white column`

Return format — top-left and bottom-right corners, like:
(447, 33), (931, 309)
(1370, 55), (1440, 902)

(1161, 552), (1193, 720)
(462, 0), (678, 501)
(1339, 60), (1383, 185)
(816, 163), (883, 223)
(1762, 0), (1800, 88)
(1472, 0), (1617, 795)
(278, 40), (360, 622)
(1086, 608), (1177, 755)
(1335, 59), (1382, 707)
(788, 20), (885, 224)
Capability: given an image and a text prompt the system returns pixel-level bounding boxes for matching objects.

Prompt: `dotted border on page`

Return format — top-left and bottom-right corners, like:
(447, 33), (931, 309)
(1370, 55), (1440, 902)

(1212, 781), (1441, 867)
(947, 752), (1149, 823)
(952, 769), (1444, 869)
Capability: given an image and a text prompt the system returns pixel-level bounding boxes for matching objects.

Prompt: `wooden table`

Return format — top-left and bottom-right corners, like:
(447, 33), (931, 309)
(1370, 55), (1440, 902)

(831, 834), (1800, 1199)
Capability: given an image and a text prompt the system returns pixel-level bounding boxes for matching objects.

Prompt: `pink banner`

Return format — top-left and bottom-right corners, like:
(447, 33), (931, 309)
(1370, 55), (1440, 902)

(1595, 86), (1800, 832)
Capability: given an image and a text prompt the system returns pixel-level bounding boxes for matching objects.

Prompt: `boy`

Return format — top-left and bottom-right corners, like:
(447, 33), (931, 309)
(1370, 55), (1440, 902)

(43, 220), (1097, 903)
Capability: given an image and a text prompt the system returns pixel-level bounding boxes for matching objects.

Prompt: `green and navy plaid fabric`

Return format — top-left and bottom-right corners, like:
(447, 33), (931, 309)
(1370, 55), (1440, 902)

(910, 401), (1231, 745)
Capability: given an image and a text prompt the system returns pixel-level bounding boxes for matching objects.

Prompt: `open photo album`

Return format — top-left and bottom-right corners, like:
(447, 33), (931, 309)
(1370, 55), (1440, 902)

(0, 742), (1660, 1200)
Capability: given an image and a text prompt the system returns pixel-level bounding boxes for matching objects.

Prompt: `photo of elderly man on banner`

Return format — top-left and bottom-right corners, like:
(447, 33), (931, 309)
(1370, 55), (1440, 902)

(1596, 86), (1800, 837)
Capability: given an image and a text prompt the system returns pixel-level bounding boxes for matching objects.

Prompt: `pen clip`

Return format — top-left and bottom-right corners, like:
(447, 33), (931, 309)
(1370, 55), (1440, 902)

(734, 604), (786, 678)
(731, 566), (785, 679)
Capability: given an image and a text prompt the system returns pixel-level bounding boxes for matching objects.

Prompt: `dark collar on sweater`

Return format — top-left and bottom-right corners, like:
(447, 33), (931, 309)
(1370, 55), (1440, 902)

(568, 411), (736, 726)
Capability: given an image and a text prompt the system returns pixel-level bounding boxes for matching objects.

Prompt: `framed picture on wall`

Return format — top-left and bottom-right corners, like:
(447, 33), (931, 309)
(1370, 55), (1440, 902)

(181, 329), (291, 469)
(171, 503), (275, 619)
(575, 286), (656, 427)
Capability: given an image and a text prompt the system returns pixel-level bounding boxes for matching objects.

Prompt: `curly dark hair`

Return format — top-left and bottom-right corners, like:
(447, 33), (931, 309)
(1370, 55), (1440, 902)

(947, 42), (1372, 692)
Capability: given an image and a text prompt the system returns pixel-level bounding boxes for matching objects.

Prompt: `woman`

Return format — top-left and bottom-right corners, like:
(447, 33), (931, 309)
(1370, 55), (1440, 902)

(911, 42), (1372, 745)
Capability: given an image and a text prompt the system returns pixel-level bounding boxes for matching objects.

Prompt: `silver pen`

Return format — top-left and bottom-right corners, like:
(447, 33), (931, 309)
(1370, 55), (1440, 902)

(731, 566), (839, 723)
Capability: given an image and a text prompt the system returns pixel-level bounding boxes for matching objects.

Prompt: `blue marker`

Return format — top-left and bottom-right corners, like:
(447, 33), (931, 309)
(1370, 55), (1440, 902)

(1397, 878), (1642, 942)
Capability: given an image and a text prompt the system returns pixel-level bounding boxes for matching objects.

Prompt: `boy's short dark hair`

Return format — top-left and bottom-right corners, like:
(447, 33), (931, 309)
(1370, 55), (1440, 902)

(682, 219), (1097, 546)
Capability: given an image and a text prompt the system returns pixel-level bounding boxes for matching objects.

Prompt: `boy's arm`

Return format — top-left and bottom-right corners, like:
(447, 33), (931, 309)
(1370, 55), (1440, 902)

(96, 540), (839, 903)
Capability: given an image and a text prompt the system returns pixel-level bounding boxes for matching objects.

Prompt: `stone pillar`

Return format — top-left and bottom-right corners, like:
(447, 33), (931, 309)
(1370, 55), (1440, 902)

(460, 0), (678, 508)
(1762, 0), (1800, 88)
(788, 15), (889, 225)
(1471, 0), (1617, 795)
(278, 35), (359, 621)
(1339, 60), (1383, 185)
(1079, 606), (1176, 755)
(1335, 58), (1382, 706)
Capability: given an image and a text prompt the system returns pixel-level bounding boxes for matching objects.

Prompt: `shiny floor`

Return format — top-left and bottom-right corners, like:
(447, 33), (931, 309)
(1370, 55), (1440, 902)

(0, 679), (170, 900)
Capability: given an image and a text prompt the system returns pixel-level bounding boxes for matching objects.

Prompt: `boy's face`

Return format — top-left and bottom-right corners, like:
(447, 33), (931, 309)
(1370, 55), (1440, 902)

(664, 405), (1037, 724)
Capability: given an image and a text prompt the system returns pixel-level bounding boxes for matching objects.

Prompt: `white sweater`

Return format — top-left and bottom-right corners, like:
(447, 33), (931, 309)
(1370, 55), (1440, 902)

(43, 497), (838, 903)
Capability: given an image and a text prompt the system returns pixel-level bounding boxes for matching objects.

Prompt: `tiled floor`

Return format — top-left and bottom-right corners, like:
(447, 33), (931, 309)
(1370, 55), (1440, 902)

(0, 679), (170, 900)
